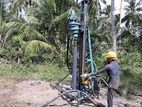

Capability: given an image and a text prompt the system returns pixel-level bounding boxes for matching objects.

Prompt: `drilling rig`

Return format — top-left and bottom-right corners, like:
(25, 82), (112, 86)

(43, 0), (106, 106)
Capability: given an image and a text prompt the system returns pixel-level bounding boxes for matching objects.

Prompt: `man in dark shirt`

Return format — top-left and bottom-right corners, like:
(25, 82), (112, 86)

(81, 51), (120, 107)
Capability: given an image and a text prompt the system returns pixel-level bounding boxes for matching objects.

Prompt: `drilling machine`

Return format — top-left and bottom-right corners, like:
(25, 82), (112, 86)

(67, 0), (100, 97)
(43, 0), (105, 106)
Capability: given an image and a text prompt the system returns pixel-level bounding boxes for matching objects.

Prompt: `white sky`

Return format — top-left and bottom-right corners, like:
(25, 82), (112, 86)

(76, 0), (141, 18)
(105, 0), (128, 14)
(76, 0), (128, 19)
(76, 0), (127, 14)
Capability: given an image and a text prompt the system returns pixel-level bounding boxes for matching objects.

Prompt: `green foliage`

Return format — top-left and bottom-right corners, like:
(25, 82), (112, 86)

(0, 46), (18, 60)
(24, 40), (53, 57)
(119, 51), (142, 93)
(94, 52), (106, 68)
(0, 0), (142, 93)
(3, 21), (46, 43)
(0, 63), (69, 81)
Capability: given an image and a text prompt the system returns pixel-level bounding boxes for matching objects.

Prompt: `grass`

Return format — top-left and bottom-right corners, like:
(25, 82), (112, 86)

(0, 63), (69, 83)
(0, 62), (141, 94)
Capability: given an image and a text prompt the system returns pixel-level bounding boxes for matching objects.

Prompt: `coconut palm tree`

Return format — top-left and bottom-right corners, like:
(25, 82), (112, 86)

(10, 0), (34, 17)
(120, 0), (142, 56)
(122, 0), (142, 28)
(1, 0), (77, 63)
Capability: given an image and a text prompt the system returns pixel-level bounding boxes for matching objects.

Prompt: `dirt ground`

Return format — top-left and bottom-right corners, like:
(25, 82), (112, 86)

(0, 77), (142, 107)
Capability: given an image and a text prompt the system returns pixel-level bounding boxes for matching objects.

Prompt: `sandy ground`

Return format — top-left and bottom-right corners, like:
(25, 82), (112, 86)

(0, 77), (142, 107)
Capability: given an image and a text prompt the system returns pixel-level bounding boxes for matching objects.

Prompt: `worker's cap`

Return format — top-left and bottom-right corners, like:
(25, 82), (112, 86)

(106, 51), (117, 59)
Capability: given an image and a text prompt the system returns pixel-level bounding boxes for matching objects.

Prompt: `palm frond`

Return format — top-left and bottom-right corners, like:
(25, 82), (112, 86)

(25, 7), (39, 23)
(24, 40), (54, 57)
(49, 7), (79, 29)
(3, 21), (47, 44)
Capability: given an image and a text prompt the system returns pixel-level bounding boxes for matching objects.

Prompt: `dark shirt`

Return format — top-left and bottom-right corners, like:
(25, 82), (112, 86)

(94, 60), (120, 89)
(104, 61), (120, 79)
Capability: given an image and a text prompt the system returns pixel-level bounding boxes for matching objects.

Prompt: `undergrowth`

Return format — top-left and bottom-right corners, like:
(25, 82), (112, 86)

(0, 63), (69, 82)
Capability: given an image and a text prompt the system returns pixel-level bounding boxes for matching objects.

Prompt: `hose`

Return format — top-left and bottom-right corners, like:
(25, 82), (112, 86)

(42, 89), (99, 107)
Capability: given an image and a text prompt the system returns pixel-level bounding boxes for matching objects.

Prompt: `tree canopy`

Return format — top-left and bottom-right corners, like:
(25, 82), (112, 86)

(0, 0), (142, 84)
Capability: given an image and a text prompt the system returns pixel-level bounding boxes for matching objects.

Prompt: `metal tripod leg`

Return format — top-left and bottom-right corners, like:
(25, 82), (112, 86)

(42, 90), (100, 107)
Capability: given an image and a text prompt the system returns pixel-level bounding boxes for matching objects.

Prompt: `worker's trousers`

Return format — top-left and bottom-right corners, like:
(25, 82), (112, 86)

(107, 88), (116, 107)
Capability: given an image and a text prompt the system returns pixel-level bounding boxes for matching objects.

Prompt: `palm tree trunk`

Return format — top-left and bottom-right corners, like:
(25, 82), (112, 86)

(96, 0), (100, 27)
(0, 0), (3, 48)
(0, 0), (2, 26)
(111, 0), (117, 51)
(118, 0), (123, 49)
(119, 0), (123, 28)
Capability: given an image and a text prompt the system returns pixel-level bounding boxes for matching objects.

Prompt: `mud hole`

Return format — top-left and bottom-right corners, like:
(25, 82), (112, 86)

(0, 78), (141, 107)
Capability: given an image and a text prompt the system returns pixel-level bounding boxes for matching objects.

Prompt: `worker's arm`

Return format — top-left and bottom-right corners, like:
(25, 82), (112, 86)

(81, 64), (110, 78)
(91, 65), (110, 76)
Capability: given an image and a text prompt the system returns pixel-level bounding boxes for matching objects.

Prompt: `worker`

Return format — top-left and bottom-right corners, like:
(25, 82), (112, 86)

(81, 51), (120, 107)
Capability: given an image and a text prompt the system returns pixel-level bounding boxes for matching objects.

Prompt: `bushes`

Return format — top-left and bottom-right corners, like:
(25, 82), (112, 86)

(118, 51), (142, 94)
(0, 63), (69, 81)
(94, 51), (142, 95)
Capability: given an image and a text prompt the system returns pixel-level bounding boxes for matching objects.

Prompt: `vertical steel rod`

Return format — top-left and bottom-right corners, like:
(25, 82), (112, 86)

(81, 0), (88, 75)
(72, 46), (78, 89)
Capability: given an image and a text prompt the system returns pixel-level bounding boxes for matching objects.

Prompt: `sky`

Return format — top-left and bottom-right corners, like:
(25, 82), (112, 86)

(101, 0), (141, 19)
(77, 0), (127, 14)
(105, 0), (128, 14)
(76, 0), (129, 24)
(75, 0), (129, 27)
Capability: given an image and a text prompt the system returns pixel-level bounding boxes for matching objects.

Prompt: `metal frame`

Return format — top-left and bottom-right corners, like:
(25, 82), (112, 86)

(42, 1), (107, 106)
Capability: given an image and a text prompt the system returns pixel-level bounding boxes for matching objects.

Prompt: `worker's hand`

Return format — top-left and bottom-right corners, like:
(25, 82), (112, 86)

(81, 73), (90, 78)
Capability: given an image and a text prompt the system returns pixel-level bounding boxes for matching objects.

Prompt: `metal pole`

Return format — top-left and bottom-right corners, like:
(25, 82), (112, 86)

(88, 32), (94, 74)
(81, 0), (88, 75)
(72, 44), (78, 89)
(68, 10), (80, 90)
